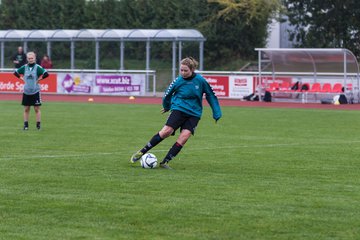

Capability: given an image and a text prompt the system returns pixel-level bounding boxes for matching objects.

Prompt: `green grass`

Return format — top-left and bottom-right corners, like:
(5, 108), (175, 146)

(1, 100), (360, 239)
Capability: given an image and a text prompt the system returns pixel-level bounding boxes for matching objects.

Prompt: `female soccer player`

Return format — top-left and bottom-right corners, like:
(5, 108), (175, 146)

(13, 51), (49, 130)
(130, 57), (222, 169)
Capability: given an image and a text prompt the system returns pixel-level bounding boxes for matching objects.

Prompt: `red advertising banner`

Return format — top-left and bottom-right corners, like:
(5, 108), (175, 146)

(0, 72), (57, 93)
(203, 75), (229, 97)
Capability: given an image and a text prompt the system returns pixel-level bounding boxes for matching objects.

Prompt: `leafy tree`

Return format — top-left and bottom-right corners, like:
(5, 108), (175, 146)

(284, 0), (360, 57)
(0, 0), (87, 29)
(0, 0), (281, 69)
(199, 0), (282, 67)
(84, 0), (126, 28)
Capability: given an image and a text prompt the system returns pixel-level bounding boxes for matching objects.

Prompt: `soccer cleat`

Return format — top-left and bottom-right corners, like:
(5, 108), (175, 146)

(24, 122), (29, 130)
(130, 151), (143, 163)
(160, 162), (173, 170)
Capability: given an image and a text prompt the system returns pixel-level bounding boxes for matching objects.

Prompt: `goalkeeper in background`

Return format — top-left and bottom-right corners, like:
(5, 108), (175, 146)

(14, 51), (49, 130)
(130, 57), (222, 169)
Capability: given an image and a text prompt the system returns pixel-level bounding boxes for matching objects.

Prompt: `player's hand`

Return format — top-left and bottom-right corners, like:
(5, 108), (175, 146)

(161, 108), (169, 114)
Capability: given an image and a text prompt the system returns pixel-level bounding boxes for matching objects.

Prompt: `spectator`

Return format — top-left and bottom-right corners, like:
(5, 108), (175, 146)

(12, 46), (27, 68)
(40, 54), (53, 69)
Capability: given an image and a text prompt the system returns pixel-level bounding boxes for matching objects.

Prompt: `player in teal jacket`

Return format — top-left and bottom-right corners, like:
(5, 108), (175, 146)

(14, 51), (49, 130)
(131, 57), (222, 169)
(162, 66), (222, 120)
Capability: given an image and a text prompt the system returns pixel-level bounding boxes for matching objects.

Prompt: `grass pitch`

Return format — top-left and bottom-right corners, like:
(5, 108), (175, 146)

(0, 100), (359, 239)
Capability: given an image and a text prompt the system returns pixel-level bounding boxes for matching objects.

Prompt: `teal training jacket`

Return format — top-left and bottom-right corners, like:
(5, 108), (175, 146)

(162, 73), (222, 121)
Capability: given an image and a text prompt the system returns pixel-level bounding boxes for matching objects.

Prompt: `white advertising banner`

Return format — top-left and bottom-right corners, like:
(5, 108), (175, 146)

(229, 75), (254, 98)
(204, 74), (255, 99)
(57, 73), (146, 95)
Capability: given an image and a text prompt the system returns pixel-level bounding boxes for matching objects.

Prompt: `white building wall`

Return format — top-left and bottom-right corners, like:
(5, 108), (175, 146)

(267, 19), (281, 48)
(267, 17), (297, 48)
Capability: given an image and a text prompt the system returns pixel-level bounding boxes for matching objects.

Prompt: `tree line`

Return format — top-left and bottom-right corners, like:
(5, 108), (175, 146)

(1, 0), (359, 69)
(283, 0), (360, 58)
(0, 0), (280, 69)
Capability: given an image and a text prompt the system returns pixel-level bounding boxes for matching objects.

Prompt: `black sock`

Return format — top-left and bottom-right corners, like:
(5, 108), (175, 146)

(36, 122), (41, 129)
(161, 142), (183, 164)
(24, 121), (29, 127)
(140, 133), (163, 154)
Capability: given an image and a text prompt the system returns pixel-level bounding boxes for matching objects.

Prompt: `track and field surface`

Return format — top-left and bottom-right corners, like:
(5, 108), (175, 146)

(1, 92), (360, 110)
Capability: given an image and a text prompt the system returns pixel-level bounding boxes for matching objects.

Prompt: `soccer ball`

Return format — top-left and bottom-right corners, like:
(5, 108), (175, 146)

(140, 153), (158, 169)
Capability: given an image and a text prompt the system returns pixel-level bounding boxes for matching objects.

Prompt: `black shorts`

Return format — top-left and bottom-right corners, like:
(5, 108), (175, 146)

(166, 110), (200, 135)
(22, 92), (42, 106)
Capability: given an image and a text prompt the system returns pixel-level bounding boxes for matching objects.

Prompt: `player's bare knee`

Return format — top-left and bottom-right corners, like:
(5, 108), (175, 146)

(178, 131), (191, 145)
(159, 126), (173, 138)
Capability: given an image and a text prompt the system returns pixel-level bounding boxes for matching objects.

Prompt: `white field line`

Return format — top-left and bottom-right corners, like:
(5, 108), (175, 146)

(1, 140), (360, 161)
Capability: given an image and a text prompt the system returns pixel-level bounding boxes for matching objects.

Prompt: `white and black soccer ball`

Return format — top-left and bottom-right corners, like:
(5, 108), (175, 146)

(140, 153), (158, 169)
